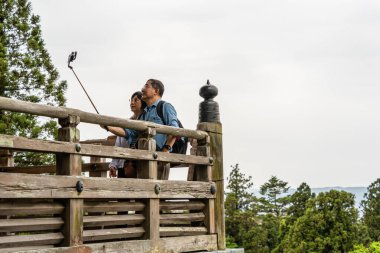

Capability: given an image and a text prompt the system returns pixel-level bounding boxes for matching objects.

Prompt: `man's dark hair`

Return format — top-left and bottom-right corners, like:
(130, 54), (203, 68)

(148, 79), (165, 97)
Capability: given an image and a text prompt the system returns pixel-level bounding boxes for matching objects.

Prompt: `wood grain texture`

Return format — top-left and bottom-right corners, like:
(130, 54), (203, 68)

(0, 217), (63, 232)
(160, 212), (205, 224)
(12, 235), (217, 253)
(160, 200), (205, 211)
(0, 232), (63, 248)
(0, 173), (216, 199)
(84, 201), (145, 213)
(0, 96), (208, 139)
(0, 134), (211, 165)
(197, 122), (225, 250)
(0, 202), (64, 216)
(83, 227), (145, 242)
(159, 227), (208, 237)
(84, 214), (144, 227)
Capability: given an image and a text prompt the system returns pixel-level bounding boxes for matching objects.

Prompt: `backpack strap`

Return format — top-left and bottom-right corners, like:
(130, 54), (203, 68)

(156, 100), (166, 125)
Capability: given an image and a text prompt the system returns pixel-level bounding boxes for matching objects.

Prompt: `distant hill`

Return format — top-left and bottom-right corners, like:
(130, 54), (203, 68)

(253, 186), (367, 210)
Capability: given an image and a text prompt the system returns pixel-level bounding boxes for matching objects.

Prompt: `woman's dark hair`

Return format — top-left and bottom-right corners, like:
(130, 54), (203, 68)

(131, 91), (147, 109)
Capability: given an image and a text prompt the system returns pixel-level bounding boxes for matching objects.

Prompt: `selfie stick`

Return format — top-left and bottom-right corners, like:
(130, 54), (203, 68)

(67, 51), (100, 114)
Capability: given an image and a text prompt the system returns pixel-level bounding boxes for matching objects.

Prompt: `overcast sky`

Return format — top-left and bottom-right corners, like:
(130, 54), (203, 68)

(31, 0), (380, 188)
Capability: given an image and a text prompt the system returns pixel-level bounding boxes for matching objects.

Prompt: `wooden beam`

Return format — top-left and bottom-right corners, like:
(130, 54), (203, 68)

(0, 96), (208, 140)
(198, 122), (225, 249)
(0, 134), (211, 165)
(84, 214), (144, 227)
(0, 173), (216, 199)
(160, 212), (205, 224)
(84, 201), (145, 213)
(13, 235), (217, 252)
(0, 232), (64, 248)
(56, 116), (83, 247)
(0, 202), (64, 216)
(160, 200), (205, 211)
(159, 227), (207, 237)
(83, 227), (145, 242)
(0, 162), (110, 174)
(0, 217), (63, 232)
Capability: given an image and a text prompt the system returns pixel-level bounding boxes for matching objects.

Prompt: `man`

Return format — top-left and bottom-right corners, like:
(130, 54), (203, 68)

(105, 79), (179, 179)
(133, 79), (178, 152)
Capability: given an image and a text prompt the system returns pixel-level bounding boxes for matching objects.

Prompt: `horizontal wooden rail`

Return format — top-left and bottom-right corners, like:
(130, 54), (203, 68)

(0, 232), (64, 248)
(0, 163), (109, 174)
(0, 134), (211, 166)
(0, 173), (216, 199)
(0, 97), (208, 139)
(0, 217), (63, 232)
(83, 227), (145, 242)
(159, 227), (208, 237)
(160, 200), (205, 211)
(84, 214), (145, 227)
(160, 213), (205, 225)
(4, 235), (218, 252)
(84, 201), (145, 213)
(0, 202), (64, 216)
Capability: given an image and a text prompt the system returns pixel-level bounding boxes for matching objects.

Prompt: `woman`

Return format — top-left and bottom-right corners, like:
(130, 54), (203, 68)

(105, 91), (146, 178)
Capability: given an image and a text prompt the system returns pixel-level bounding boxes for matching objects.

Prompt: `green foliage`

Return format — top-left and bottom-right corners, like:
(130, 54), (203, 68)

(259, 176), (290, 217)
(350, 242), (380, 253)
(281, 190), (358, 253)
(362, 178), (380, 241)
(274, 182), (314, 252)
(225, 163), (256, 246)
(0, 0), (67, 165)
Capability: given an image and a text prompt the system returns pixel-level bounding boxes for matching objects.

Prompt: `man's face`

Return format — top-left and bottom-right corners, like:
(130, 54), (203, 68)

(141, 80), (158, 101)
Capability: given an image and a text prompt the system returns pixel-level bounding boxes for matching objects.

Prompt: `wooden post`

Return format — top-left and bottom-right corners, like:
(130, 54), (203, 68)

(197, 80), (225, 249)
(56, 115), (83, 246)
(137, 128), (160, 243)
(0, 149), (13, 236)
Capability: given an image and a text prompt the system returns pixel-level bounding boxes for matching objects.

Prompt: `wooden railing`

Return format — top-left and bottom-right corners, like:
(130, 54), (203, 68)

(0, 88), (224, 253)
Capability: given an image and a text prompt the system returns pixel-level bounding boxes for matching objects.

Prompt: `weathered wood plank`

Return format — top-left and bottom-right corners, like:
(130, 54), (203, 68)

(0, 162), (111, 174)
(160, 212), (205, 224)
(83, 227), (145, 242)
(204, 199), (216, 234)
(159, 227), (208, 237)
(0, 173), (216, 199)
(84, 214), (144, 227)
(0, 217), (63, 232)
(160, 200), (205, 211)
(0, 134), (211, 165)
(0, 232), (63, 248)
(6, 235), (217, 252)
(198, 122), (225, 249)
(0, 245), (53, 253)
(0, 96), (208, 139)
(0, 202), (64, 216)
(56, 116), (83, 247)
(84, 201), (145, 213)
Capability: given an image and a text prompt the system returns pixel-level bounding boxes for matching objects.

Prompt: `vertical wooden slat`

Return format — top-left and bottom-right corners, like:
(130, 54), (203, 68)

(0, 149), (13, 236)
(56, 116), (83, 247)
(138, 128), (159, 242)
(0, 149), (13, 167)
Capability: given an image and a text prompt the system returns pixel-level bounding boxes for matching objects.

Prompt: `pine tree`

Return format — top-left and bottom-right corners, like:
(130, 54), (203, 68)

(282, 190), (359, 253)
(362, 178), (380, 241)
(225, 163), (255, 247)
(259, 176), (290, 217)
(0, 0), (67, 165)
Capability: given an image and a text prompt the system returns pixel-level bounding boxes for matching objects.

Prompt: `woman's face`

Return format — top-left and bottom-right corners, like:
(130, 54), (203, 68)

(130, 95), (142, 113)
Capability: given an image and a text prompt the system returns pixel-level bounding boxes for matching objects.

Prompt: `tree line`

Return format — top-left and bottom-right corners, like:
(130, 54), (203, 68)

(225, 164), (380, 253)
